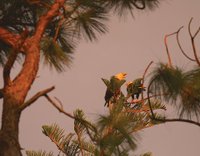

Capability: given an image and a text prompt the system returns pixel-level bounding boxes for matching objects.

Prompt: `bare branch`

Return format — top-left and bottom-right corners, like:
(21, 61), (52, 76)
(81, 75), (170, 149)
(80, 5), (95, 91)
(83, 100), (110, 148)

(152, 117), (200, 127)
(164, 31), (178, 67)
(176, 26), (196, 61)
(20, 86), (55, 111)
(188, 17), (193, 38)
(193, 25), (200, 38)
(54, 96), (64, 110)
(141, 61), (153, 100)
(44, 95), (98, 142)
(188, 17), (200, 66)
(44, 94), (75, 119)
(125, 93), (168, 105)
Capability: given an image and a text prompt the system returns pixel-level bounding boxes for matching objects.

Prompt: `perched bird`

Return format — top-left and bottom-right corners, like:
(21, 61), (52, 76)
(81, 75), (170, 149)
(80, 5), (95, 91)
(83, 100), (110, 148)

(126, 78), (145, 102)
(102, 73), (127, 107)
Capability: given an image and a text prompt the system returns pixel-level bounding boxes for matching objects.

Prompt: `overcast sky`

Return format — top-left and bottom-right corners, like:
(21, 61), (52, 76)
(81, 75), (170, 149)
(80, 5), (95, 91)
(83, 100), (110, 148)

(1, 0), (200, 155)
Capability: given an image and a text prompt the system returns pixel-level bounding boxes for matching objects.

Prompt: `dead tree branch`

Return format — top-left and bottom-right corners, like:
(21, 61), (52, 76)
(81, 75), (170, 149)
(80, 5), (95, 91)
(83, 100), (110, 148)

(188, 17), (200, 66)
(176, 26), (196, 61)
(44, 95), (98, 142)
(141, 61), (153, 100)
(20, 86), (55, 111)
(44, 94), (75, 119)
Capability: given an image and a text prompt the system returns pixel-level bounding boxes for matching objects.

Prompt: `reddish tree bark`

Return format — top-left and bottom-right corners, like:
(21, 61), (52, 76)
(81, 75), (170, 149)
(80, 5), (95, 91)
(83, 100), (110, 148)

(0, 0), (65, 155)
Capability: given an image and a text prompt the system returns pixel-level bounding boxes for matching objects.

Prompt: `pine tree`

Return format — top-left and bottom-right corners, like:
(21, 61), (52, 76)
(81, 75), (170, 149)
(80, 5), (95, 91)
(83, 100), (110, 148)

(148, 18), (200, 125)
(0, 0), (160, 155)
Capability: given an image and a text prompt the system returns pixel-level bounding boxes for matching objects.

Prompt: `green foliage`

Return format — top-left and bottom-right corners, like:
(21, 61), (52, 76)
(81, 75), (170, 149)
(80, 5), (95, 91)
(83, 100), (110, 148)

(98, 99), (137, 155)
(73, 6), (108, 41)
(42, 124), (79, 155)
(41, 37), (73, 72)
(103, 0), (160, 17)
(0, 0), (160, 69)
(149, 63), (200, 119)
(26, 150), (53, 156)
(27, 72), (171, 156)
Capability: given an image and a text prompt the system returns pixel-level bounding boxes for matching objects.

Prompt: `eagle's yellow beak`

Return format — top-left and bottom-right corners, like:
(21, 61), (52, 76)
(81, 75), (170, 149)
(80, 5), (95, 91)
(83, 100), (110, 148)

(115, 73), (127, 80)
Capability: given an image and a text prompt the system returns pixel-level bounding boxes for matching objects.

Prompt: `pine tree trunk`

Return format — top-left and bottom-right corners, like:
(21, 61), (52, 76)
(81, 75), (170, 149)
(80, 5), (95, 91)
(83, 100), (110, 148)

(0, 1), (65, 155)
(0, 37), (40, 155)
(0, 97), (22, 156)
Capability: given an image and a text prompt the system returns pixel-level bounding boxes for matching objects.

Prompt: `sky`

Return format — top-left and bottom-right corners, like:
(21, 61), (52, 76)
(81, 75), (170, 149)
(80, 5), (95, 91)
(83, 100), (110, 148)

(1, 0), (200, 155)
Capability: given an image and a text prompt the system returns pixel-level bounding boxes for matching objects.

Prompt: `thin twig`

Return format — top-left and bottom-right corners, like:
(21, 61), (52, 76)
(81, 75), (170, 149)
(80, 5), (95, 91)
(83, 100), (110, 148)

(44, 94), (98, 137)
(193, 26), (200, 39)
(20, 86), (55, 111)
(164, 31), (178, 67)
(141, 61), (153, 100)
(152, 117), (200, 127)
(188, 17), (200, 66)
(53, 16), (64, 41)
(44, 94), (75, 119)
(125, 93), (168, 105)
(54, 96), (64, 110)
(176, 26), (195, 61)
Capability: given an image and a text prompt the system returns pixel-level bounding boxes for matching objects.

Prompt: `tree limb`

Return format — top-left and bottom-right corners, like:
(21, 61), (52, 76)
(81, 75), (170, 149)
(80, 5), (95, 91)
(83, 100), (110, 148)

(141, 61), (153, 100)
(152, 117), (200, 127)
(3, 50), (18, 85)
(3, 28), (30, 86)
(164, 31), (178, 67)
(34, 0), (65, 40)
(44, 94), (98, 142)
(44, 94), (75, 119)
(20, 86), (55, 111)
(176, 26), (196, 61)
(188, 17), (200, 66)
(0, 27), (21, 48)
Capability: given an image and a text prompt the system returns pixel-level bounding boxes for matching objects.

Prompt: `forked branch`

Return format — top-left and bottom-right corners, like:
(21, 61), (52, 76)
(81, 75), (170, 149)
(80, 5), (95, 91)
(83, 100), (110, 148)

(20, 86), (55, 111)
(176, 26), (196, 61)
(188, 17), (200, 66)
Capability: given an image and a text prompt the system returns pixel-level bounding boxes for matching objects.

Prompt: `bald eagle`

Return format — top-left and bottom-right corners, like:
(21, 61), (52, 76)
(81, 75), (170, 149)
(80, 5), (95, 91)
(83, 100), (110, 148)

(126, 78), (145, 101)
(102, 73), (126, 107)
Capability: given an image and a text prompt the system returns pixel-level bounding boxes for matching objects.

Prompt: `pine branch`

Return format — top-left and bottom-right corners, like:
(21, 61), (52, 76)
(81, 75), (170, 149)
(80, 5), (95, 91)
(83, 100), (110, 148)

(42, 124), (80, 155)
(44, 94), (98, 135)
(147, 78), (200, 127)
(26, 150), (53, 156)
